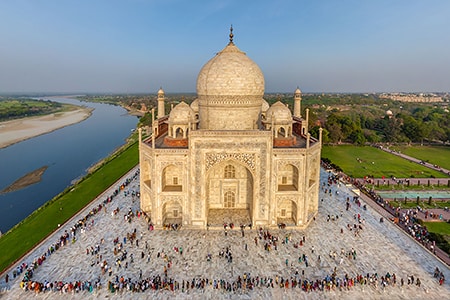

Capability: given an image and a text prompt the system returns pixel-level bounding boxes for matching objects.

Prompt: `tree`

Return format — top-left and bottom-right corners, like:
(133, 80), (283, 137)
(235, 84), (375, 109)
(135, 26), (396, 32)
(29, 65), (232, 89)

(401, 115), (423, 142)
(349, 129), (366, 145)
(310, 126), (330, 144)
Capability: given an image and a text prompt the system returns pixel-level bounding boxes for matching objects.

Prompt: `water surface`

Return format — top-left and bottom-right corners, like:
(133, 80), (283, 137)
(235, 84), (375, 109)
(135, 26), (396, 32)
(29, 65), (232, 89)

(0, 97), (138, 233)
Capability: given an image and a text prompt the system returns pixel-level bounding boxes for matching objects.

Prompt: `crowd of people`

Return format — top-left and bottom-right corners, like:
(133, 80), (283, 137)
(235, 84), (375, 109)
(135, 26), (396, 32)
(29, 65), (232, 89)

(17, 270), (428, 295)
(5, 169), (141, 291)
(1, 165), (447, 298)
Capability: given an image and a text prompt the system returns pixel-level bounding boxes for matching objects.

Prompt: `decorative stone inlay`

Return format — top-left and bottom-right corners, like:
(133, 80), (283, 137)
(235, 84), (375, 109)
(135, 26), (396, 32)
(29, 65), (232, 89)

(205, 152), (255, 172)
(198, 95), (262, 107)
(160, 195), (183, 204)
(276, 195), (297, 203)
(190, 130), (271, 136)
(194, 147), (203, 218)
(160, 161), (184, 169)
(310, 156), (318, 178)
(273, 148), (308, 154)
(154, 149), (189, 154)
(277, 160), (302, 170)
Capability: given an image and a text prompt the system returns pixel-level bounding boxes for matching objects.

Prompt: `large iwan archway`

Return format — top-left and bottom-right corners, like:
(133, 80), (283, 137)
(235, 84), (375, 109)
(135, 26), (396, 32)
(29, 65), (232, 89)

(206, 160), (253, 226)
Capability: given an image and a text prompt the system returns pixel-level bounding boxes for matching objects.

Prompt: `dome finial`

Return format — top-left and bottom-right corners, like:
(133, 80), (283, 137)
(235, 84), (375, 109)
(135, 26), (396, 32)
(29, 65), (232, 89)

(229, 24), (234, 44)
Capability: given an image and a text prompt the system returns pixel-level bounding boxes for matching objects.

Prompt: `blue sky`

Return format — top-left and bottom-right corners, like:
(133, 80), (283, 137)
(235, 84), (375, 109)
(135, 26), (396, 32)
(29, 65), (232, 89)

(0, 0), (449, 93)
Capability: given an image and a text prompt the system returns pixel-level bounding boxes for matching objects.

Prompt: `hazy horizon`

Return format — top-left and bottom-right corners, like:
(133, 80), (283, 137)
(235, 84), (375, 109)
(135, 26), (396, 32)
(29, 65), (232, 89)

(1, 91), (449, 97)
(1, 0), (449, 94)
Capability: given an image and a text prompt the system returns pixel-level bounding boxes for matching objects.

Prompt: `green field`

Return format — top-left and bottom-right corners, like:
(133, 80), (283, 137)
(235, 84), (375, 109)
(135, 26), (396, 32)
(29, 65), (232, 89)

(0, 142), (139, 273)
(322, 145), (447, 178)
(423, 222), (450, 236)
(389, 145), (450, 171)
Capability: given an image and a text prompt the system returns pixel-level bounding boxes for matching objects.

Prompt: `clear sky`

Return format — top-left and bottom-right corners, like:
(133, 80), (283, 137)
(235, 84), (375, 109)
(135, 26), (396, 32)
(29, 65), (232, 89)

(0, 0), (449, 94)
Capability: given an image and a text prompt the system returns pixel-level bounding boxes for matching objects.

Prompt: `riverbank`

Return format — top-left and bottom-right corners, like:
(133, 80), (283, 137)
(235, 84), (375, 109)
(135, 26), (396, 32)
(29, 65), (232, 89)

(0, 107), (93, 149)
(0, 141), (138, 273)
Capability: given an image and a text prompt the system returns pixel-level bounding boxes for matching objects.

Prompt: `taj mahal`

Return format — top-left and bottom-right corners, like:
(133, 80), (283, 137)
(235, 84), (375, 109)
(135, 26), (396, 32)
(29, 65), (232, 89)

(139, 28), (322, 229)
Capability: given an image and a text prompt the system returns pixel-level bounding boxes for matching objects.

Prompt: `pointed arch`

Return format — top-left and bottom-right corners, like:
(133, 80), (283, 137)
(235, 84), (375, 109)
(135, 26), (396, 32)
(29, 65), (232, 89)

(277, 199), (297, 225)
(278, 163), (299, 191)
(162, 164), (182, 192)
(162, 200), (182, 225)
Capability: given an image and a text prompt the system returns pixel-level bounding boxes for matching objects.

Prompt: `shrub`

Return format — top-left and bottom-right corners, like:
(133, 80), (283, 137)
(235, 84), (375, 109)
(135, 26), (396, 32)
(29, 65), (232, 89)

(428, 232), (450, 255)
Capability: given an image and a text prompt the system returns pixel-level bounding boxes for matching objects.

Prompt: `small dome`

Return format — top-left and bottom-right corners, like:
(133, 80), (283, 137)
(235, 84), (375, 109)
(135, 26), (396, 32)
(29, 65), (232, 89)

(266, 101), (292, 124)
(157, 87), (165, 95)
(190, 98), (199, 113)
(169, 102), (195, 124)
(261, 99), (270, 113)
(295, 87), (302, 95)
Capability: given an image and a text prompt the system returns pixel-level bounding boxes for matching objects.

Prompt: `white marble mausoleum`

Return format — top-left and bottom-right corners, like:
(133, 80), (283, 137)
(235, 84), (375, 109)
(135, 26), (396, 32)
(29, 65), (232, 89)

(139, 28), (322, 229)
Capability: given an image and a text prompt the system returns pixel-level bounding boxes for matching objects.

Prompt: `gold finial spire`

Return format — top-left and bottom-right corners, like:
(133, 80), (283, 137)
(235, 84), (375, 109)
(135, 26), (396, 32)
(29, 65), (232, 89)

(229, 24), (234, 44)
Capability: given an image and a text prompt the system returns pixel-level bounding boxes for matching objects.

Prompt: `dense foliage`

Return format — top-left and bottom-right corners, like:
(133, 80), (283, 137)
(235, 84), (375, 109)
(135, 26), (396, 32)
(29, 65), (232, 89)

(0, 98), (63, 121)
(296, 94), (450, 145)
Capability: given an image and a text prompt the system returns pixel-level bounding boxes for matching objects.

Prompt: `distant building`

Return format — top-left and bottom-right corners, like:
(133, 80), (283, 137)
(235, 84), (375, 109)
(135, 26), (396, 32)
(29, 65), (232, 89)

(386, 109), (393, 118)
(380, 93), (443, 103)
(139, 28), (322, 229)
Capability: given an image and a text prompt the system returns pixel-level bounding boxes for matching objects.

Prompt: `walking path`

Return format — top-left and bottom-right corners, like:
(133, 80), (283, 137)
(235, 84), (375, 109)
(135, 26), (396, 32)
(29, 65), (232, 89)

(378, 145), (450, 176)
(356, 190), (450, 266)
(1, 167), (449, 299)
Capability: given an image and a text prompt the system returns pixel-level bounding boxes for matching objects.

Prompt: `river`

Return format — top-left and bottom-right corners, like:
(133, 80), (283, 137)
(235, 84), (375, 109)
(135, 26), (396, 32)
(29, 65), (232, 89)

(0, 97), (138, 233)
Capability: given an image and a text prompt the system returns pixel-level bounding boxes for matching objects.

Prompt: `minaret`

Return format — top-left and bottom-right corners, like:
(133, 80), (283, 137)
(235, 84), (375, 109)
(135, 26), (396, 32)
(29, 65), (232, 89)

(294, 86), (302, 118)
(157, 87), (165, 119)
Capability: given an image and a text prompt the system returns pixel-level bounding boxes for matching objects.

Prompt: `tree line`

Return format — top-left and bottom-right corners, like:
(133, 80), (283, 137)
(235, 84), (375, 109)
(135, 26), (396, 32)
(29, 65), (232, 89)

(0, 99), (63, 122)
(302, 95), (450, 145)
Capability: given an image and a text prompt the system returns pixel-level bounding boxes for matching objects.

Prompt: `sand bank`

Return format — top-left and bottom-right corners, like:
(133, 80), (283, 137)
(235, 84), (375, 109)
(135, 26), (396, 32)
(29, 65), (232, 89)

(0, 166), (48, 194)
(0, 108), (93, 149)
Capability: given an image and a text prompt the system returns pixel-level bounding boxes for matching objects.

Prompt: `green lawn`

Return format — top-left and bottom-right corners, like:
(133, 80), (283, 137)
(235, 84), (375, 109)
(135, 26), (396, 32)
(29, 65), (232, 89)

(390, 145), (450, 171)
(0, 142), (138, 273)
(322, 145), (448, 179)
(423, 222), (450, 236)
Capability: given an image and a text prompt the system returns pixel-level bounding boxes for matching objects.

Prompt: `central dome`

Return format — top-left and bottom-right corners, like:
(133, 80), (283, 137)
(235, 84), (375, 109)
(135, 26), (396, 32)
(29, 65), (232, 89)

(196, 30), (266, 131)
(196, 43), (265, 96)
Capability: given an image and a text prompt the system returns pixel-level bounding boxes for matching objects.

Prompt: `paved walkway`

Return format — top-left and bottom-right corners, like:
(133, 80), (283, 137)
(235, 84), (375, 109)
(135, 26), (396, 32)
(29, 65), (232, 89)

(1, 167), (449, 299)
(378, 145), (450, 176)
(356, 190), (450, 266)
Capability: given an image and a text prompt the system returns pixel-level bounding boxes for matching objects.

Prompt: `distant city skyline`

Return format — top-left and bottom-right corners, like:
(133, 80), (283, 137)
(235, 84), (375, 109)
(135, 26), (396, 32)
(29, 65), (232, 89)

(0, 0), (449, 94)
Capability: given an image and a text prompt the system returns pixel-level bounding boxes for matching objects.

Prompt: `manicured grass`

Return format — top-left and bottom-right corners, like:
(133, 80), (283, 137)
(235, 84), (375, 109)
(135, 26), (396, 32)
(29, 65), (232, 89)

(322, 145), (448, 178)
(424, 222), (450, 236)
(0, 142), (138, 273)
(390, 145), (450, 171)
